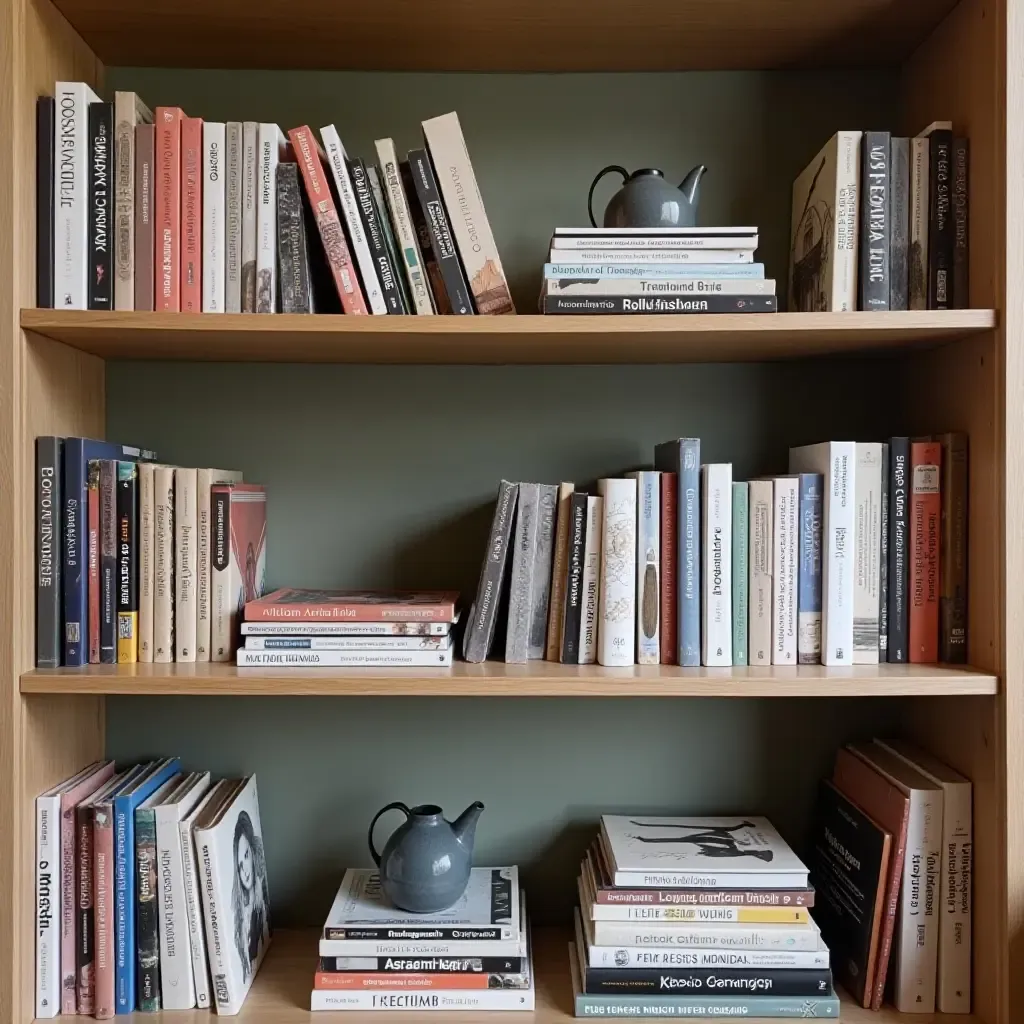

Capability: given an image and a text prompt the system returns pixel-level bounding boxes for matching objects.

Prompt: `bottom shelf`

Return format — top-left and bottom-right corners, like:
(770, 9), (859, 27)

(103, 927), (969, 1023)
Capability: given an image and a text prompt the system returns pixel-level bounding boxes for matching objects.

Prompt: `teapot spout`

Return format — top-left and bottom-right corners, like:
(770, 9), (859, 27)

(450, 801), (485, 851)
(679, 164), (708, 205)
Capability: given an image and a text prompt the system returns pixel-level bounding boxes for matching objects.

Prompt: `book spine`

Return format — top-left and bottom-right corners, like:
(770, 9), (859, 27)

(528, 485), (558, 659)
(797, 474), (823, 664)
(242, 620), (452, 636)
(879, 443), (890, 658)
(93, 803), (116, 1019)
(62, 439), (87, 665)
(585, 945), (829, 969)
(545, 262), (766, 279)
(313, 972), (526, 990)
(561, 492), (589, 664)
(701, 464), (732, 666)
(197, 829), (235, 1013)
(582, 966), (829, 996)
(937, 781), (972, 1012)
(36, 437), (62, 667)
(574, 991), (838, 1018)
(310, 988), (535, 1012)
(54, 83), (96, 310)
(731, 482), (749, 666)
(858, 131), (890, 310)
(887, 438), (911, 661)
(679, 441), (701, 665)
(35, 795), (60, 1018)
(890, 137), (910, 310)
(952, 138), (970, 308)
(153, 467), (175, 663)
(830, 131), (861, 311)
(319, 955), (526, 973)
(552, 247), (754, 263)
(351, 157), (405, 314)
(138, 464), (155, 662)
(202, 123), (226, 312)
(133, 124), (155, 311)
(590, 886), (815, 907)
(545, 483), (575, 660)
(175, 468), (198, 661)
(179, 819), (211, 1007)
(402, 160), (445, 311)
(114, 798), (135, 1013)
(154, 107), (182, 311)
(155, 807), (195, 1009)
(853, 443), (883, 664)
(88, 462), (100, 662)
(210, 487), (233, 661)
(324, 926), (509, 942)
(546, 277), (776, 296)
(772, 476), (798, 665)
(181, 116), (202, 312)
(505, 482), (540, 663)
(276, 162), (313, 313)
(77, 803), (96, 1013)
(578, 495), (604, 665)
(99, 460), (117, 664)
(368, 165), (412, 311)
(87, 101), (113, 310)
(246, 635), (451, 650)
(551, 235), (755, 251)
(587, 904), (808, 924)
(196, 470), (220, 660)
(909, 137), (930, 310)
(660, 472), (678, 664)
(909, 441), (942, 662)
(543, 294), (777, 314)
(940, 433), (968, 662)
(135, 808), (161, 1011)
(634, 471), (661, 664)
(823, 444), (856, 666)
(113, 94), (141, 311)
(598, 478), (638, 666)
(37, 97), (55, 307)
(256, 124), (282, 313)
(225, 122), (242, 311)
(241, 121), (258, 311)
(407, 149), (474, 314)
(589, 920), (821, 950)
(927, 129), (954, 309)
(116, 462), (138, 663)
(748, 479), (773, 665)
(316, 934), (542, 959)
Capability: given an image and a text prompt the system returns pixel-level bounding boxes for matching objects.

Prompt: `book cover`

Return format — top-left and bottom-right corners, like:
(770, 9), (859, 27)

(175, 468), (198, 661)
(579, 495), (604, 665)
(113, 92), (152, 310)
(197, 469), (243, 661)
(797, 473), (823, 664)
(181, 116), (203, 312)
(545, 261), (766, 279)
(544, 483), (575, 661)
(133, 123), (155, 310)
(789, 130), (862, 312)
(560, 491), (589, 665)
(748, 478), (773, 666)
(597, 478), (637, 666)
(402, 160), (446, 311)
(153, 466), (175, 663)
(542, 294), (776, 314)
(99, 460), (117, 664)
(909, 136), (930, 309)
(256, 123), (287, 312)
(925, 124), (954, 309)
(630, 470), (661, 664)
(528, 484), (558, 660)
(660, 471), (678, 664)
(701, 464), (732, 666)
(771, 475), (799, 666)
(858, 131), (890, 310)
(952, 138), (970, 308)
(505, 482), (540, 663)
(88, 461), (100, 663)
(854, 442), (883, 664)
(275, 161), (314, 313)
(368, 164), (412, 312)
(939, 433), (968, 662)
(890, 137), (910, 310)
(36, 437), (63, 667)
(887, 437), (911, 662)
(731, 482), (749, 666)
(87, 101), (113, 310)
(240, 121), (258, 311)
(879, 443), (890, 658)
(225, 122), (242, 311)
(154, 107), (182, 311)
(909, 440), (942, 662)
(202, 122), (226, 312)
(37, 97), (55, 308)
(116, 461), (138, 663)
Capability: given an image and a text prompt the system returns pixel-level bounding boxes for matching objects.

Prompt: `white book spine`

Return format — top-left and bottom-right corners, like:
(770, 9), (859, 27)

(311, 988), (535, 1012)
(179, 816), (212, 1008)
(585, 945), (830, 969)
(256, 124), (285, 312)
(138, 464), (156, 662)
(320, 125), (388, 315)
(319, 935), (524, 957)
(225, 122), (242, 312)
(202, 122), (226, 312)
(853, 442), (883, 663)
(550, 236), (756, 251)
(589, 920), (819, 950)
(545, 278), (776, 296)
(748, 479), (773, 665)
(831, 131), (862, 311)
(237, 649), (454, 667)
(196, 470), (242, 661)
(910, 137), (930, 310)
(35, 794), (60, 1018)
(701, 464), (732, 666)
(241, 121), (259, 311)
(578, 495), (603, 665)
(597, 478), (637, 666)
(196, 831), (239, 1014)
(54, 82), (100, 309)
(772, 476), (798, 665)
(155, 797), (198, 1009)
(154, 467), (176, 662)
(629, 471), (661, 664)
(175, 468), (198, 661)
(241, 621), (452, 636)
(610, 868), (807, 890)
(244, 636), (451, 651)
(550, 248), (754, 264)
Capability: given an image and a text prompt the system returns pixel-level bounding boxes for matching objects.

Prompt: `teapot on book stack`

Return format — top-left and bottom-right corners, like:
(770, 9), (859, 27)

(588, 164), (708, 228)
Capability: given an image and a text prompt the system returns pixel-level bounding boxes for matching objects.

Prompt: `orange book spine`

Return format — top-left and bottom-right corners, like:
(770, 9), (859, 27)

(313, 973), (493, 991)
(154, 107), (183, 311)
(660, 471), (678, 664)
(181, 116), (203, 312)
(909, 440), (941, 662)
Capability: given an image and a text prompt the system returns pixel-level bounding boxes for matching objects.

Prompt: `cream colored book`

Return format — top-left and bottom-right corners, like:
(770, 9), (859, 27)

(138, 464), (157, 662)
(153, 466), (176, 662)
(113, 92), (153, 311)
(196, 469), (243, 661)
(748, 479), (774, 666)
(175, 468), (198, 661)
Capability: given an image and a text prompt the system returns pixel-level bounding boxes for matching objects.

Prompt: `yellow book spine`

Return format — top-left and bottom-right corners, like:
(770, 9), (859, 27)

(117, 612), (138, 663)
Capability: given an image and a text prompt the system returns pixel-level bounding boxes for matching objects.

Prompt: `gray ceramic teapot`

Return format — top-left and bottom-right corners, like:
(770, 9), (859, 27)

(368, 800), (484, 913)
(588, 165), (708, 229)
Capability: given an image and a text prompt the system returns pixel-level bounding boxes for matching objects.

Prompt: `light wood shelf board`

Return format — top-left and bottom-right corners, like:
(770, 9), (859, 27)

(20, 662), (998, 697)
(19, 309), (998, 365)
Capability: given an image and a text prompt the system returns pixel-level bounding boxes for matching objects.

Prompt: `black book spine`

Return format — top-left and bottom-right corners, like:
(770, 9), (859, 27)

(368, 164), (411, 312)
(350, 158), (405, 314)
(561, 492), (588, 664)
(135, 809), (161, 1011)
(324, 926), (505, 941)
(952, 137), (970, 308)
(275, 163), (313, 313)
(889, 137), (910, 310)
(401, 160), (446, 312)
(878, 442), (889, 659)
(99, 460), (117, 663)
(887, 437), (910, 662)
(407, 149), (474, 314)
(87, 101), (113, 310)
(37, 97), (55, 308)
(117, 462), (138, 663)
(543, 294), (776, 314)
(319, 955), (526, 973)
(858, 132), (890, 310)
(36, 436), (63, 667)
(927, 128), (954, 309)
(940, 433), (969, 663)
(583, 966), (834, 998)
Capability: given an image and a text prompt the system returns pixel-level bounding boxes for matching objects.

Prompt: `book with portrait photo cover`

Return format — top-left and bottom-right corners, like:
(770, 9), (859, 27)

(193, 775), (272, 1015)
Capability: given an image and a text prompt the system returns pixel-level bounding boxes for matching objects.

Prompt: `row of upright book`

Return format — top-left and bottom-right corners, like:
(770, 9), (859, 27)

(38, 85), (514, 315)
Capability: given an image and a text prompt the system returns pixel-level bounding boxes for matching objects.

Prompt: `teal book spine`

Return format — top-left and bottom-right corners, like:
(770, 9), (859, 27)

(732, 482), (749, 665)
(574, 993), (840, 1018)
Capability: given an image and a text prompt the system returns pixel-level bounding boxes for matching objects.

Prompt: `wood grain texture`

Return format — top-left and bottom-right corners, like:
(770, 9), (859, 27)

(20, 661), (998, 697)
(19, 309), (998, 365)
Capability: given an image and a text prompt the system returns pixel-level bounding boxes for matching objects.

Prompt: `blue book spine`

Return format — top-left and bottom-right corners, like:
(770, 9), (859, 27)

(797, 473), (824, 665)
(544, 263), (766, 280)
(679, 440), (701, 665)
(113, 758), (180, 1012)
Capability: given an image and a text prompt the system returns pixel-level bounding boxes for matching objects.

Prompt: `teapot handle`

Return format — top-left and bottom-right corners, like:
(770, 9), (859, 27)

(368, 801), (411, 867)
(588, 165), (629, 227)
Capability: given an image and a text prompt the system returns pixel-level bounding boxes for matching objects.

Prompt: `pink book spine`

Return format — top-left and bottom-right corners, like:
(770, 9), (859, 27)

(88, 468), (100, 664)
(154, 107), (183, 311)
(181, 116), (203, 312)
(93, 804), (116, 1019)
(76, 805), (95, 1013)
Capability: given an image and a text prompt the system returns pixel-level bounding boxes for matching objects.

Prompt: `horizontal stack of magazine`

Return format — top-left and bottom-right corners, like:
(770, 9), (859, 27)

(238, 589), (459, 667)
(570, 816), (836, 1019)
(313, 867), (532, 1012)
(540, 227), (775, 315)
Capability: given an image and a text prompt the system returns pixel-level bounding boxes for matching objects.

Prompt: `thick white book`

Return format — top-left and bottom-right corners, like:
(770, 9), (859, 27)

(53, 82), (100, 309)
(628, 471), (661, 664)
(225, 122), (242, 312)
(748, 479), (773, 666)
(237, 648), (454, 668)
(909, 136), (932, 310)
(550, 248), (753, 264)
(310, 980), (535, 1012)
(240, 621), (453, 636)
(789, 443), (856, 665)
(854, 442), (883, 663)
(240, 122), (259, 311)
(876, 740), (971, 1013)
(320, 125), (387, 315)
(586, 915), (820, 950)
(113, 92), (152, 310)
(545, 278), (776, 297)
(772, 475), (799, 665)
(35, 789), (61, 1017)
(153, 466), (175, 663)
(600, 815), (809, 889)
(255, 124), (286, 313)
(196, 469), (243, 661)
(138, 464), (156, 662)
(578, 495), (603, 665)
(554, 226), (757, 238)
(202, 122), (226, 312)
(701, 465), (732, 665)
(246, 635), (451, 651)
(584, 939), (829, 969)
(849, 743), (942, 1013)
(597, 478), (637, 666)
(174, 468), (198, 662)
(551, 232), (757, 251)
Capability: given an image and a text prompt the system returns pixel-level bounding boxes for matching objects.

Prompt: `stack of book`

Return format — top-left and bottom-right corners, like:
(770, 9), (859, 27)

(35, 760), (271, 1018)
(540, 226), (775, 315)
(312, 867), (533, 1012)
(237, 589), (459, 667)
(37, 86), (513, 316)
(570, 815), (837, 1019)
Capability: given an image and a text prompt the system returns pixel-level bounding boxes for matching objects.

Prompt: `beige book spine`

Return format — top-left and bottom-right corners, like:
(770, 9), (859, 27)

(196, 469), (243, 661)
(175, 468), (198, 661)
(545, 483), (575, 660)
(153, 467), (175, 662)
(138, 464), (156, 662)
(113, 92), (153, 310)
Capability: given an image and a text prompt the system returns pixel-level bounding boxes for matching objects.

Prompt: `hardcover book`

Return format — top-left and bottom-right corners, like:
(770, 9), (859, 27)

(241, 121), (258, 311)
(369, 164), (413, 311)
(175, 468), (198, 661)
(241, 620), (454, 637)
(256, 123), (287, 313)
(560, 491), (589, 665)
(701, 464), (732, 666)
(544, 483), (575, 661)
(113, 92), (152, 311)
(923, 123), (954, 309)
(247, 588), (457, 623)
(879, 443), (890, 657)
(402, 160), (446, 311)
(318, 953), (526, 973)
(890, 137), (910, 310)
(181, 116), (203, 312)
(37, 97), (55, 308)
(545, 262), (766, 279)
(952, 138), (970, 307)
(275, 161), (314, 313)
(88, 462), (100, 662)
(311, 982), (534, 1011)
(748, 478), (773, 665)
(87, 101), (113, 310)
(772, 475), (798, 666)
(543, 295), (776, 314)
(237, 648), (455, 668)
(854, 442), (884, 663)
(99, 459), (117, 663)
(225, 122), (242, 311)
(797, 473), (823, 664)
(909, 440), (941, 662)
(202, 122), (226, 312)
(153, 465), (175, 663)
(505, 482), (540, 663)
(579, 495), (603, 665)
(858, 131), (890, 310)
(939, 433), (968, 662)
(731, 482), (749, 666)
(528, 484), (558, 660)
(134, 123), (155, 310)
(197, 469), (243, 661)
(116, 461), (139, 663)
(154, 107), (183, 311)
(909, 136), (930, 310)
(597, 478), (637, 666)
(36, 436), (62, 667)
(630, 471), (661, 664)
(887, 437), (911, 662)
(350, 158), (406, 313)
(660, 472), (678, 664)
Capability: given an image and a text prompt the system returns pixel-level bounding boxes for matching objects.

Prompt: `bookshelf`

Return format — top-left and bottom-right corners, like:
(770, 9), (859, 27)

(1, 0), (1021, 1022)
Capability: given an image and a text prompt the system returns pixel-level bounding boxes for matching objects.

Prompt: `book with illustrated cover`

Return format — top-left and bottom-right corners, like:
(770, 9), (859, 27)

(597, 478), (637, 666)
(630, 471), (661, 665)
(246, 588), (457, 623)
(275, 161), (314, 313)
(401, 159), (445, 311)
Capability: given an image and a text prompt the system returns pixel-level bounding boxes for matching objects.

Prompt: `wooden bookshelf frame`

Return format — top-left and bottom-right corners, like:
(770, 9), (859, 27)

(0, 0), (1019, 1022)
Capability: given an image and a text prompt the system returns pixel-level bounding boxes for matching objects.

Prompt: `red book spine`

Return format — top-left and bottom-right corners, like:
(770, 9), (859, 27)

(88, 465), (100, 663)
(154, 107), (183, 311)
(287, 125), (368, 315)
(93, 804), (116, 1019)
(181, 116), (203, 312)
(909, 440), (941, 662)
(660, 471), (678, 664)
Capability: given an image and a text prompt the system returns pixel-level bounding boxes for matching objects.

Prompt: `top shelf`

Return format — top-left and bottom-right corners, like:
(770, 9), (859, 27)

(48, 0), (958, 72)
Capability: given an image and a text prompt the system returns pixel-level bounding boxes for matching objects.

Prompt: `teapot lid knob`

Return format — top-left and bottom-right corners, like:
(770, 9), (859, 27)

(630, 168), (664, 179)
